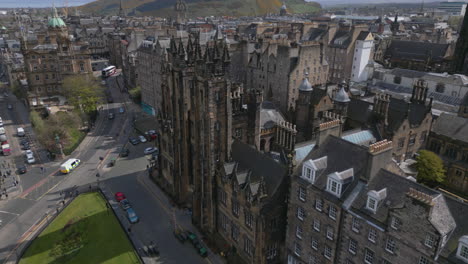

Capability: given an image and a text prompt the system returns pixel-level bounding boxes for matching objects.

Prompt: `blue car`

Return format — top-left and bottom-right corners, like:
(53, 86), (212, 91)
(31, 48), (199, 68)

(126, 208), (139, 223)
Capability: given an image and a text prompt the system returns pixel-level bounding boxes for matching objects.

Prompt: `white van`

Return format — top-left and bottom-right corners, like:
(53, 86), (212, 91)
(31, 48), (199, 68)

(0, 127), (5, 135)
(17, 127), (25, 137)
(60, 158), (81, 174)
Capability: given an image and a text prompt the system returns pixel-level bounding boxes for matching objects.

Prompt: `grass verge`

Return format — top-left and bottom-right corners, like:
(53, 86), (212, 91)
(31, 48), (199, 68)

(20, 192), (140, 264)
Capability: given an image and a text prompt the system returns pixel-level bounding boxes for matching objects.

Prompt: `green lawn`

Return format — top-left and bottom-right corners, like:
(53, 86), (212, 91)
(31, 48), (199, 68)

(20, 192), (140, 264)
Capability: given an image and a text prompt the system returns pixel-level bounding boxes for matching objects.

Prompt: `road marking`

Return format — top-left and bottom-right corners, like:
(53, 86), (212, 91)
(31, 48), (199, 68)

(19, 169), (59, 198)
(0, 210), (19, 216)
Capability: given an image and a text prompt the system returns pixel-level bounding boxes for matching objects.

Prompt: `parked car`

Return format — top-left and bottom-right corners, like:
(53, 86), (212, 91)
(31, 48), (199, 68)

(119, 107), (125, 114)
(174, 228), (188, 243)
(126, 208), (139, 223)
(22, 143), (31, 150)
(3, 92), (8, 97)
(187, 232), (208, 257)
(144, 147), (158, 155)
(7, 104), (12, 110)
(120, 199), (131, 210)
(0, 120), (3, 127)
(114, 192), (126, 202)
(18, 165), (27, 174)
(119, 148), (130, 157)
(128, 137), (139, 145)
(26, 155), (35, 164)
(108, 113), (114, 120)
(138, 135), (147, 143)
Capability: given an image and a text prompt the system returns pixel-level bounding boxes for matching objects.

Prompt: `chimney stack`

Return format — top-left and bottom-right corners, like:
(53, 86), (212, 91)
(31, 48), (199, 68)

(316, 119), (342, 147)
(365, 140), (393, 181)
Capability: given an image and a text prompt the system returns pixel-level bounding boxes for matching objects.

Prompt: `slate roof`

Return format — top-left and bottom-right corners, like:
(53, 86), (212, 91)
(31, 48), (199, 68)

(231, 140), (287, 198)
(301, 28), (327, 42)
(347, 98), (373, 124)
(296, 136), (369, 201)
(330, 30), (352, 48)
(386, 97), (431, 132)
(356, 31), (370, 41)
(431, 113), (468, 143)
(260, 101), (285, 129)
(386, 40), (450, 62)
(440, 196), (468, 264)
(350, 169), (456, 237)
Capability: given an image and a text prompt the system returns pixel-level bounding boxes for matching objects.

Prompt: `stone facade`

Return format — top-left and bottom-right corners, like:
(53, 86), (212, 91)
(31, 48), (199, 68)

(246, 39), (328, 114)
(427, 113), (468, 194)
(22, 10), (92, 107)
(157, 36), (233, 233)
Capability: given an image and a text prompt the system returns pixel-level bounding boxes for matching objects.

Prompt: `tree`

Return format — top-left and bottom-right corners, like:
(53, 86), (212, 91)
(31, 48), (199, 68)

(129, 86), (141, 104)
(62, 74), (104, 115)
(415, 150), (446, 186)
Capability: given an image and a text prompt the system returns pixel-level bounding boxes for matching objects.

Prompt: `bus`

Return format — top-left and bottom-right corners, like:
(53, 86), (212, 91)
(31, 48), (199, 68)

(60, 158), (81, 174)
(102, 66), (116, 78)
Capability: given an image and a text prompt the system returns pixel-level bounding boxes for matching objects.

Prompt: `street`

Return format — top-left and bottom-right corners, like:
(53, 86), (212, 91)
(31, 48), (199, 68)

(0, 75), (216, 264)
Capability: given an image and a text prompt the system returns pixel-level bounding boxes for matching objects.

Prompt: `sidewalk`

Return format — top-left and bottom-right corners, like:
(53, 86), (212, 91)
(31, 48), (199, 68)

(138, 173), (225, 264)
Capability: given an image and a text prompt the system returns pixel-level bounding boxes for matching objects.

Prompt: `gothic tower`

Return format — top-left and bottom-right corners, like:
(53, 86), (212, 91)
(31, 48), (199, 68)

(453, 11), (468, 73)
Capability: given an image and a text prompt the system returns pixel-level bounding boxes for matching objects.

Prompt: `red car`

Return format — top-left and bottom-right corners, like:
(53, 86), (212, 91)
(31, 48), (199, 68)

(115, 192), (126, 202)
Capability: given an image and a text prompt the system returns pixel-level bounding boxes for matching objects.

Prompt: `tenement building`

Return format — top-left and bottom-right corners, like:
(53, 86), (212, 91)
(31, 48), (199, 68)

(246, 39), (328, 114)
(22, 7), (92, 107)
(286, 124), (468, 264)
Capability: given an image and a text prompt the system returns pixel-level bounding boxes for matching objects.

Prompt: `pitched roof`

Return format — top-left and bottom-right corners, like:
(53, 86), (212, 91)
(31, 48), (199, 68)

(386, 97), (431, 132)
(350, 169), (456, 236)
(386, 40), (450, 62)
(296, 136), (369, 201)
(440, 196), (468, 263)
(231, 140), (287, 197)
(432, 113), (468, 143)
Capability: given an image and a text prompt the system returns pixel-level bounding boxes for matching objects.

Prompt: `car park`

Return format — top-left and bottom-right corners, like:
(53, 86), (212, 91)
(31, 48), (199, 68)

(18, 165), (27, 174)
(115, 192), (126, 202)
(129, 137), (139, 145)
(138, 135), (147, 143)
(144, 147), (158, 155)
(120, 199), (131, 210)
(126, 208), (139, 223)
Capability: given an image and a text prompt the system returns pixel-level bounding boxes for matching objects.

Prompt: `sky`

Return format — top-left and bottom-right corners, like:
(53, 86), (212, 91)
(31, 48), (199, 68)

(0, 0), (94, 8)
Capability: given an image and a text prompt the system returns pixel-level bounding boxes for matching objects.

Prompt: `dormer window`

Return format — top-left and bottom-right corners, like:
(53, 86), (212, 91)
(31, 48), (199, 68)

(366, 197), (377, 212)
(302, 156), (327, 184)
(327, 178), (342, 196)
(326, 168), (353, 198)
(456, 236), (468, 262)
(366, 188), (387, 214)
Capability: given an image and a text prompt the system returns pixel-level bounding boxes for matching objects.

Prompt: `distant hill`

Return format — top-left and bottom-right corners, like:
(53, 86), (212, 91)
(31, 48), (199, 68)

(79, 0), (321, 17)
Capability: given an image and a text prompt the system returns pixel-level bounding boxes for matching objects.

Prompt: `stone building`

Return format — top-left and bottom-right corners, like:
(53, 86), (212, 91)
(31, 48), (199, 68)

(427, 113), (468, 194)
(22, 7), (92, 107)
(294, 77), (335, 141)
(157, 35), (234, 233)
(327, 24), (369, 83)
(453, 11), (468, 74)
(287, 126), (468, 264)
(246, 39), (328, 114)
(136, 38), (169, 116)
(286, 121), (394, 264)
(216, 136), (294, 264)
(384, 40), (453, 73)
(339, 170), (465, 264)
(346, 80), (433, 162)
